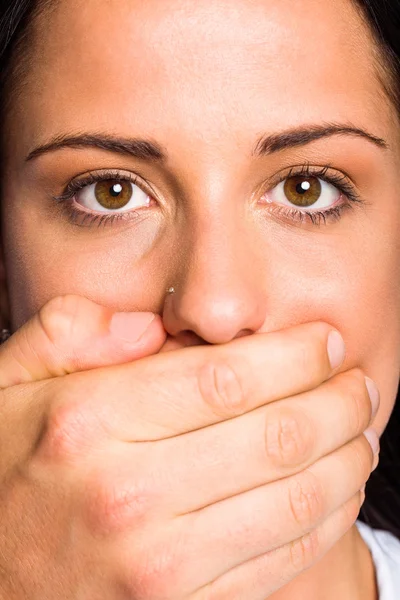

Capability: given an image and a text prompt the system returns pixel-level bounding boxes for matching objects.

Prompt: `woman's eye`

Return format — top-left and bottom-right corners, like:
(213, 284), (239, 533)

(75, 179), (151, 213)
(266, 175), (341, 210)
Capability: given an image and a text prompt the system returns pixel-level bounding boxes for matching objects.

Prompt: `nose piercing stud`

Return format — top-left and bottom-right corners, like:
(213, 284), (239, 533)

(0, 328), (11, 344)
(167, 286), (175, 295)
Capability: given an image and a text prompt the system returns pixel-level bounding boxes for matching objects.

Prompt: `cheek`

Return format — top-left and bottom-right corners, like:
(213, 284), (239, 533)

(1, 200), (179, 327)
(262, 214), (400, 435)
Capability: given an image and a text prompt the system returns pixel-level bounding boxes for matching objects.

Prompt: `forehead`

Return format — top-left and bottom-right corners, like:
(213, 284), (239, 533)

(12, 0), (391, 154)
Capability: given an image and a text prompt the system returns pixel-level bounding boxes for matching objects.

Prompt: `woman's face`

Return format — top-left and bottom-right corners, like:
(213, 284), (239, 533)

(1, 0), (400, 433)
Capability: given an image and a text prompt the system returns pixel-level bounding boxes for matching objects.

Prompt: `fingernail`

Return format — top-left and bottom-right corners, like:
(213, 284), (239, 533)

(364, 376), (380, 418)
(363, 427), (380, 455)
(110, 312), (156, 342)
(327, 330), (345, 370)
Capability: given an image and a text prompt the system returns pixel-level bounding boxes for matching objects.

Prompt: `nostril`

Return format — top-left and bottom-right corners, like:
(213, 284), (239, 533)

(235, 328), (254, 340)
(177, 330), (209, 346)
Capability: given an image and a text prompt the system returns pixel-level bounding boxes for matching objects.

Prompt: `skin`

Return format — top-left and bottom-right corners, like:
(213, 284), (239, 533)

(0, 0), (399, 596)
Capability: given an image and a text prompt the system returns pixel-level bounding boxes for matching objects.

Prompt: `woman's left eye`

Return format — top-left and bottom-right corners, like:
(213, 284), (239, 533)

(265, 174), (340, 211)
(75, 178), (151, 213)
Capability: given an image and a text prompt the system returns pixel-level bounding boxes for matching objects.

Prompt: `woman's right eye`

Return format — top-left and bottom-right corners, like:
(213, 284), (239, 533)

(75, 179), (152, 213)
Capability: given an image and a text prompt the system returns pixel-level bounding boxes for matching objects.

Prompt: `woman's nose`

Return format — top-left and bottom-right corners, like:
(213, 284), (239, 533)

(162, 226), (268, 344)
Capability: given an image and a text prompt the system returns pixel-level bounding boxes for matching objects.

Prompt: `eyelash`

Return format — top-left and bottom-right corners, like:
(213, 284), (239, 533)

(261, 162), (362, 226)
(51, 163), (362, 228)
(51, 169), (154, 228)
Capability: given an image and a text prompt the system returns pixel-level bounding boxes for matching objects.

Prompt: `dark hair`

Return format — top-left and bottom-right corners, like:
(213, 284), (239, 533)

(1, 0), (400, 539)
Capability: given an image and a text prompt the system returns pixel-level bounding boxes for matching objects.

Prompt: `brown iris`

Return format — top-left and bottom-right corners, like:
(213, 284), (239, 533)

(94, 180), (133, 209)
(283, 176), (321, 207)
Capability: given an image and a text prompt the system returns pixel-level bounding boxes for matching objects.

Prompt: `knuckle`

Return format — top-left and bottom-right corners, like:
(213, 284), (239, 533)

(83, 469), (152, 537)
(289, 527), (321, 572)
(38, 295), (83, 348)
(124, 534), (185, 600)
(287, 470), (325, 529)
(265, 408), (313, 468)
(38, 395), (99, 463)
(197, 359), (246, 417)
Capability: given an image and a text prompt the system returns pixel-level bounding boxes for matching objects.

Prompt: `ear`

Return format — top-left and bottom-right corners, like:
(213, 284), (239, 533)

(0, 241), (11, 330)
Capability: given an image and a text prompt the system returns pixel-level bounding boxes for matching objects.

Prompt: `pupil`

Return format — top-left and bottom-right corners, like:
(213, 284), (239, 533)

(110, 184), (123, 197)
(296, 181), (311, 195)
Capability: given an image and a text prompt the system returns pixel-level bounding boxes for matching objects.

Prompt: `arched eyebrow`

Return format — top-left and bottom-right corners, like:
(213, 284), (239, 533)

(253, 122), (388, 155)
(25, 133), (166, 162)
(25, 122), (388, 163)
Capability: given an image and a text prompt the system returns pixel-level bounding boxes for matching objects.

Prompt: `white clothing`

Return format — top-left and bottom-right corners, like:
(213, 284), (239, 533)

(355, 519), (400, 599)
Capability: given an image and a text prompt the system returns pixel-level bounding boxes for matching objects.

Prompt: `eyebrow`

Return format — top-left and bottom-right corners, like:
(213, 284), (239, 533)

(25, 133), (166, 162)
(25, 122), (389, 163)
(253, 122), (388, 155)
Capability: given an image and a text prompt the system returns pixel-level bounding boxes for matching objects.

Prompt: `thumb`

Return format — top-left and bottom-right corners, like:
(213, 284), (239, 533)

(0, 295), (166, 388)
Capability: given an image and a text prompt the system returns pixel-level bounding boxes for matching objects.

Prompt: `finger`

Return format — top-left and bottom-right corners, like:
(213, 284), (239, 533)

(145, 433), (373, 593)
(57, 321), (345, 441)
(0, 295), (166, 387)
(191, 492), (363, 600)
(145, 368), (376, 514)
